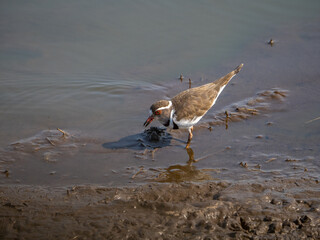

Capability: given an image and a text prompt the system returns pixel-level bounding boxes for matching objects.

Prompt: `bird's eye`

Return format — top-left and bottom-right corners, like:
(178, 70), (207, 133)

(155, 110), (161, 115)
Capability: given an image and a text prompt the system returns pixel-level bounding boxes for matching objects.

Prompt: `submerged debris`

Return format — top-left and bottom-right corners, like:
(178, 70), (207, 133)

(266, 121), (273, 126)
(134, 148), (158, 161)
(179, 74), (184, 82)
(239, 162), (248, 168)
(5, 129), (80, 164)
(46, 137), (55, 146)
(305, 116), (320, 124)
(2, 170), (9, 177)
(266, 158), (277, 163)
(206, 89), (288, 128)
(9, 129), (76, 153)
(57, 128), (69, 138)
(225, 111), (229, 130)
(268, 38), (275, 46)
(286, 159), (299, 162)
(131, 167), (144, 179)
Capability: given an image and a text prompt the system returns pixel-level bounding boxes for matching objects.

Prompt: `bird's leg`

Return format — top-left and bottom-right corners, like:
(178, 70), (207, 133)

(188, 126), (193, 141)
(186, 126), (193, 148)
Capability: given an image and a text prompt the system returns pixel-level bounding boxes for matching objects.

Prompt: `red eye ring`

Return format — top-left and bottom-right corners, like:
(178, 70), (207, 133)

(155, 110), (162, 115)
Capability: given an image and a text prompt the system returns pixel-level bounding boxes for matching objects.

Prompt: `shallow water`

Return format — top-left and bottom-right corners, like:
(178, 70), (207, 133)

(0, 1), (320, 186)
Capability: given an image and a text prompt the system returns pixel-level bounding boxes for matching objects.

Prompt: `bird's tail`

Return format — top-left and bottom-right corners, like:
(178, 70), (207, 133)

(233, 63), (244, 74)
(214, 63), (244, 87)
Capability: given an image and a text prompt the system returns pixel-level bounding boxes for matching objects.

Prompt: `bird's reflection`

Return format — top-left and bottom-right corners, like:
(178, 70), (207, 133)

(154, 147), (214, 183)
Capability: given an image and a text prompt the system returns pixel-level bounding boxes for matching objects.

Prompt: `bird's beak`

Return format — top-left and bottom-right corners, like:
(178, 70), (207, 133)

(143, 115), (154, 127)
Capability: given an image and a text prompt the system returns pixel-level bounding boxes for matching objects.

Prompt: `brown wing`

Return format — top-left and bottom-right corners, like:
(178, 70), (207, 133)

(172, 64), (243, 121)
(172, 84), (219, 121)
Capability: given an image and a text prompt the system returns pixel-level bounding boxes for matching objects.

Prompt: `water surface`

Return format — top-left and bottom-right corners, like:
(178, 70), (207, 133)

(0, 1), (319, 186)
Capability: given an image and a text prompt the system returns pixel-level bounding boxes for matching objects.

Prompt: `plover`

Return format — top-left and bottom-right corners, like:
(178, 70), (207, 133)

(144, 64), (244, 148)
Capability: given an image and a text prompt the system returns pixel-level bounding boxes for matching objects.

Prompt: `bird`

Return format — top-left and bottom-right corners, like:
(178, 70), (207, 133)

(144, 64), (244, 148)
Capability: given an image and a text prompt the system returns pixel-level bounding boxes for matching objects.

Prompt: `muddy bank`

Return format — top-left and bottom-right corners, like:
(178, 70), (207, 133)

(1, 178), (319, 239)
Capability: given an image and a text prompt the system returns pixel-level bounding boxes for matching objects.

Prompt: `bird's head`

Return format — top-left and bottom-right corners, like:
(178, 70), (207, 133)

(144, 100), (172, 127)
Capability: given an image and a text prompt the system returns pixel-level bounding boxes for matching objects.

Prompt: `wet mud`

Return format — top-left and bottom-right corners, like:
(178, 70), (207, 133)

(103, 127), (172, 150)
(202, 88), (288, 129)
(1, 129), (82, 163)
(1, 179), (319, 239)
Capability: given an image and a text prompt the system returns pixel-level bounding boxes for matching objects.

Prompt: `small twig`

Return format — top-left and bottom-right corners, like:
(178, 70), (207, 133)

(273, 90), (286, 97)
(266, 157), (276, 163)
(305, 116), (320, 124)
(149, 168), (161, 172)
(132, 167), (144, 179)
(179, 74), (184, 82)
(285, 159), (298, 162)
(46, 137), (55, 146)
(57, 128), (69, 137)
(248, 168), (262, 172)
(194, 154), (212, 163)
(151, 148), (158, 160)
(225, 111), (229, 130)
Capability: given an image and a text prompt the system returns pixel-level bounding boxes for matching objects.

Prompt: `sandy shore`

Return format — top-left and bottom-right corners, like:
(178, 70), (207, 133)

(1, 178), (319, 239)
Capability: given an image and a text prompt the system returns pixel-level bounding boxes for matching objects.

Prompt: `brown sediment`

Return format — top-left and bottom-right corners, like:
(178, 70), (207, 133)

(2, 129), (81, 165)
(8, 129), (79, 153)
(204, 88), (288, 128)
(0, 178), (319, 239)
